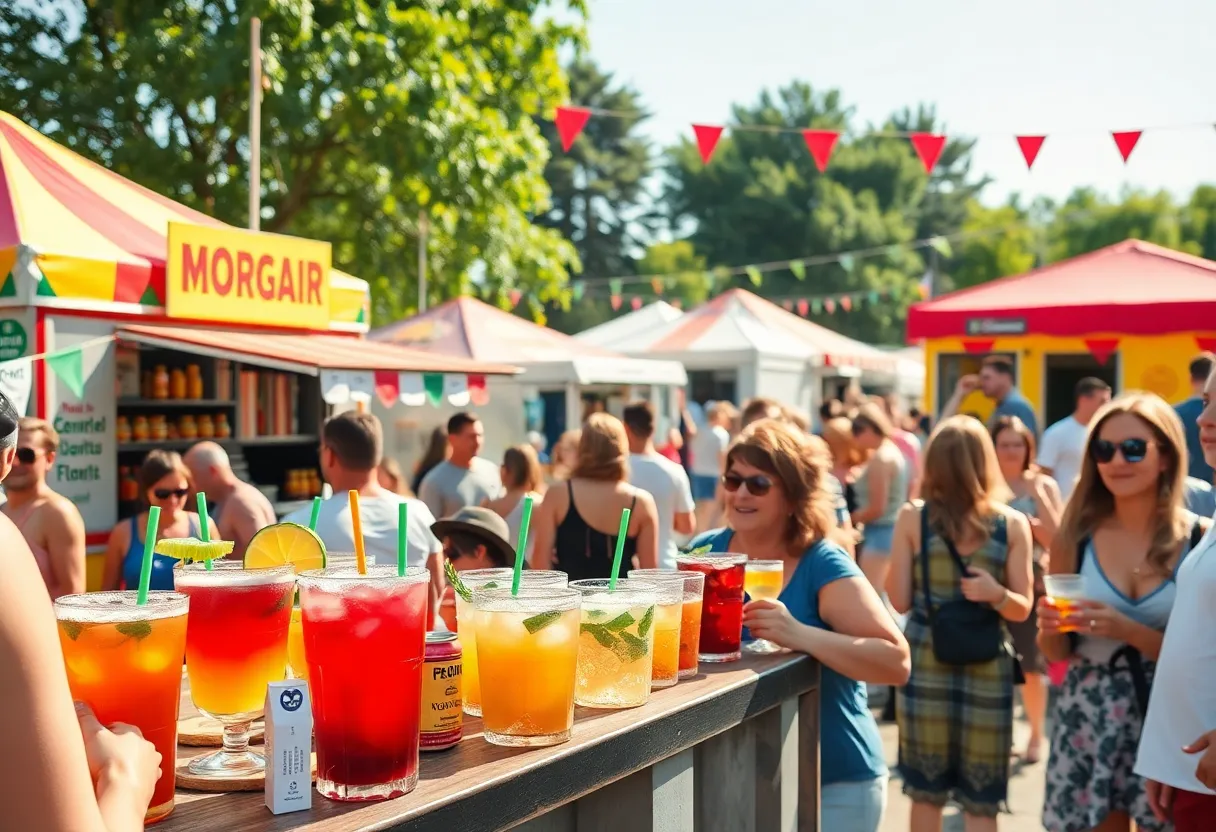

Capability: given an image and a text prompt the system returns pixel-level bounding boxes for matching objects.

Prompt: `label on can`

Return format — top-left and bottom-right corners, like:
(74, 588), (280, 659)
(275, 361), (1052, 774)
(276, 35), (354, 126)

(421, 631), (462, 750)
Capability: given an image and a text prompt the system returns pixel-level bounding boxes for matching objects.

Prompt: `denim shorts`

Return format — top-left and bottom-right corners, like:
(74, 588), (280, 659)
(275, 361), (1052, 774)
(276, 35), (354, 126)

(860, 524), (895, 557)
(821, 775), (888, 832)
(690, 473), (718, 501)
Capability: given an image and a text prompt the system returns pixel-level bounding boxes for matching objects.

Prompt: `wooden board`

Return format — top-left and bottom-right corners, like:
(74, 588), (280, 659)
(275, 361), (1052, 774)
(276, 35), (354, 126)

(175, 750), (316, 793)
(177, 715), (265, 747)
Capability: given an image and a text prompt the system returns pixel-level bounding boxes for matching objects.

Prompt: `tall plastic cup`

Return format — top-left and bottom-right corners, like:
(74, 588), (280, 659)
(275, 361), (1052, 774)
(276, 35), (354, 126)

(627, 569), (691, 688)
(299, 565), (430, 801)
(1043, 573), (1088, 634)
(677, 553), (747, 662)
(55, 591), (189, 824)
(571, 579), (659, 707)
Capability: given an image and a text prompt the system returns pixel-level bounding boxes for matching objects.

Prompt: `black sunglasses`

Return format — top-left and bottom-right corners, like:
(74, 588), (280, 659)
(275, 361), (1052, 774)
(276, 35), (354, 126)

(14, 447), (41, 465)
(1091, 438), (1150, 464)
(153, 488), (190, 501)
(721, 472), (774, 497)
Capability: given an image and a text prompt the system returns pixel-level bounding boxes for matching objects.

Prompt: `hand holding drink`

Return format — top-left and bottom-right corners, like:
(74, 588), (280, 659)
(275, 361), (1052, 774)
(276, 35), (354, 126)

(1042, 574), (1087, 634)
(743, 560), (784, 654)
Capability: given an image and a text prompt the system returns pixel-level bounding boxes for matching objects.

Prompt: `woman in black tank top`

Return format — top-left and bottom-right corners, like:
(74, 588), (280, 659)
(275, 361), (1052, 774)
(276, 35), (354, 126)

(553, 481), (639, 580)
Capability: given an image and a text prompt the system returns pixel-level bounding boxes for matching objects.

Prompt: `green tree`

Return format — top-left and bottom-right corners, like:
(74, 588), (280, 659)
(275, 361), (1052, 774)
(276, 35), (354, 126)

(0, 0), (583, 325)
(1181, 185), (1216, 261)
(947, 199), (1038, 290)
(1046, 188), (1199, 261)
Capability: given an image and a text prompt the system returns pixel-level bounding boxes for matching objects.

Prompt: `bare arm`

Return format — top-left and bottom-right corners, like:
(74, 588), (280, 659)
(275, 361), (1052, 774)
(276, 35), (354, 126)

(813, 576), (911, 684)
(939, 376), (978, 421)
(101, 523), (129, 592)
(673, 511), (695, 536)
(527, 494), (558, 570)
(1030, 476), (1063, 552)
(851, 456), (893, 526)
(885, 503), (918, 615)
(632, 493), (660, 570)
(45, 500), (87, 597)
(996, 510), (1035, 622)
(221, 504), (258, 561)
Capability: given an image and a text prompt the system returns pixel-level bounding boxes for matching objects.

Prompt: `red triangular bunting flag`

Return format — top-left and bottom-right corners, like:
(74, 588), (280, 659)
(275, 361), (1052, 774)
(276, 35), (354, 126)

(962, 339), (996, 355)
(630, 296), (643, 311)
(1084, 338), (1120, 365)
(468, 374), (490, 406)
(782, 299), (793, 311)
(554, 106), (592, 152)
(1016, 135), (1046, 170)
(507, 289), (523, 308)
(796, 299), (809, 316)
(373, 370), (400, 410)
(909, 133), (946, 174)
(1195, 336), (1216, 353)
(801, 130), (840, 173)
(840, 295), (852, 312)
(1112, 130), (1141, 163)
(824, 298), (836, 314)
(610, 294), (622, 311)
(692, 124), (724, 165)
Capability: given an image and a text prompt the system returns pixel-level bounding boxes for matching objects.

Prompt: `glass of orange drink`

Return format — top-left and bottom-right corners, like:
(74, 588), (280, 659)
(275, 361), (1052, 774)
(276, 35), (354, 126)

(628, 569), (689, 688)
(55, 591), (189, 824)
(175, 561), (296, 776)
(744, 559), (785, 654)
(453, 568), (567, 717)
(1043, 574), (1087, 633)
(675, 571), (705, 679)
(474, 586), (581, 746)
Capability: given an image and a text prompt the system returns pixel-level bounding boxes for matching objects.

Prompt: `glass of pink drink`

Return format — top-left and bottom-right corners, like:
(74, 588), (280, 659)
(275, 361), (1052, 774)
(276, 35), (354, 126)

(298, 565), (431, 801)
(677, 554), (747, 662)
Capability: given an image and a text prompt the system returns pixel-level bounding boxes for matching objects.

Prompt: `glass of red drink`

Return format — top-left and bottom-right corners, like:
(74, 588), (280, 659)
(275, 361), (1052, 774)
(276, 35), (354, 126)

(298, 565), (431, 801)
(677, 554), (746, 662)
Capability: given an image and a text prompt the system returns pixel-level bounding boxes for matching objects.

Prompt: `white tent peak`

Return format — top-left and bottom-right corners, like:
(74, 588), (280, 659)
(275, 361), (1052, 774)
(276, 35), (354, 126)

(575, 300), (684, 350)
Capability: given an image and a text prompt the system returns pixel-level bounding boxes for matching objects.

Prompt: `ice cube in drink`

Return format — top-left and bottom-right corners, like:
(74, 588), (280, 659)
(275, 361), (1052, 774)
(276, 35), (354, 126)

(628, 569), (691, 688)
(678, 554), (747, 662)
(572, 579), (658, 708)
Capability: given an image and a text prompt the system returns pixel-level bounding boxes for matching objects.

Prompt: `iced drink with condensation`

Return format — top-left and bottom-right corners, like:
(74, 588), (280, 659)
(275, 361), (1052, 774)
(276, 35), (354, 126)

(455, 568), (567, 716)
(56, 591), (189, 825)
(678, 554), (747, 662)
(1044, 574), (1087, 634)
(571, 579), (658, 708)
(744, 559), (785, 654)
(299, 565), (430, 801)
(475, 586), (581, 747)
(628, 569), (689, 688)
(676, 571), (705, 679)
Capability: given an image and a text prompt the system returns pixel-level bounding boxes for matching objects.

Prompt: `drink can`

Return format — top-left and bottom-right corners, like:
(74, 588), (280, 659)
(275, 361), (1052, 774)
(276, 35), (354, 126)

(421, 631), (463, 751)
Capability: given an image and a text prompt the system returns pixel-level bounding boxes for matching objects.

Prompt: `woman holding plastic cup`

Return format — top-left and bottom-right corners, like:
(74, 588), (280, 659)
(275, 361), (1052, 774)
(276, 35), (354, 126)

(1039, 392), (1208, 832)
(687, 418), (909, 832)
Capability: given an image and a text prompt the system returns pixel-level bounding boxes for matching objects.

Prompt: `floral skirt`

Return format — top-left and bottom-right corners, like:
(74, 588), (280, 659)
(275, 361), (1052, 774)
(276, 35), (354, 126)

(1043, 657), (1167, 832)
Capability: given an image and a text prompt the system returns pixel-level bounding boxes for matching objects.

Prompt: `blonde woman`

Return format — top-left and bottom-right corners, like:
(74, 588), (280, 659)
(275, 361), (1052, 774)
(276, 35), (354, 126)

(1039, 393), (1207, 832)
(529, 414), (659, 578)
(547, 428), (581, 484)
(888, 416), (1034, 832)
(850, 403), (910, 592)
(483, 444), (545, 557)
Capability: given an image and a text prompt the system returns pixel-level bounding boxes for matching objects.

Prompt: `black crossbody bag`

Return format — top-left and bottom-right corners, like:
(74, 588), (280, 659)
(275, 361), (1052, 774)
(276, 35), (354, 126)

(919, 505), (1007, 665)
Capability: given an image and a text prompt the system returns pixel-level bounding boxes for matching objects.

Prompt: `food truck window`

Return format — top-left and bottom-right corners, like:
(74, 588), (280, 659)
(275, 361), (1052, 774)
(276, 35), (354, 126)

(936, 352), (1019, 419)
(1044, 353), (1119, 427)
(687, 370), (737, 407)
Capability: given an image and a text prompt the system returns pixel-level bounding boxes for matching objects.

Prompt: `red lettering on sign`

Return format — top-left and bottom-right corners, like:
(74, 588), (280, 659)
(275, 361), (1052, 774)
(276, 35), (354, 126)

(236, 251), (255, 298)
(277, 262), (297, 302)
(212, 247), (234, 296)
(279, 258), (293, 304)
(182, 244), (208, 293)
(306, 261), (323, 305)
(252, 252), (273, 299)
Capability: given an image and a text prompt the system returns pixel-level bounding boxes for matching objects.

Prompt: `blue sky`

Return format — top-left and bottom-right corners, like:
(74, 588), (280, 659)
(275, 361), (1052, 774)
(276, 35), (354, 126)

(581, 0), (1216, 205)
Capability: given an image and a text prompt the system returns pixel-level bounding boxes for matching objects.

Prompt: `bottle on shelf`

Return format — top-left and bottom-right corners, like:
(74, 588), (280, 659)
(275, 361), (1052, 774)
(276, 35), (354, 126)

(115, 416), (132, 444)
(141, 370), (154, 399)
(153, 366), (170, 400)
(214, 413), (232, 439)
(197, 414), (215, 439)
(179, 415), (198, 440)
(186, 364), (204, 399)
(169, 368), (187, 400)
(132, 416), (150, 442)
(150, 416), (169, 441)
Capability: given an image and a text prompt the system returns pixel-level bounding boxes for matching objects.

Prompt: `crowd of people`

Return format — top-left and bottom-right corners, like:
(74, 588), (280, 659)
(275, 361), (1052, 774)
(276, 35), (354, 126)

(4, 350), (1216, 830)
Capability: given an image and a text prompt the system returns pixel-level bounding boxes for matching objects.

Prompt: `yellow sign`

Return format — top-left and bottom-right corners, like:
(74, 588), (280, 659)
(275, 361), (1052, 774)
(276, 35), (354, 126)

(166, 223), (332, 330)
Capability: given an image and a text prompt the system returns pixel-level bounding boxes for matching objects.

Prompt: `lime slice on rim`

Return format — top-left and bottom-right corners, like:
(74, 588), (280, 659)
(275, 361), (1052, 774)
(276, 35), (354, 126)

(156, 537), (234, 561)
(244, 522), (327, 572)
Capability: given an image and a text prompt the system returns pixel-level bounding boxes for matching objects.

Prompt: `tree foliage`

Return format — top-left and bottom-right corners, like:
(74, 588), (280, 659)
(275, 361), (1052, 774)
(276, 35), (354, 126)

(0, 0), (584, 325)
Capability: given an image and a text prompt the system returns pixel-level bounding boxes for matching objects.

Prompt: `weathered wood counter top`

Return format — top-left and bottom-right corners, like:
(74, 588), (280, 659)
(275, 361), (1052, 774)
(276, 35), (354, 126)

(163, 653), (820, 831)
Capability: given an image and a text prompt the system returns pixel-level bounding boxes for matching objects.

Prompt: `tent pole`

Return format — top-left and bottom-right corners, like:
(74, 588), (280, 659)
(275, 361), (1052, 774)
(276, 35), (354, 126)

(248, 17), (262, 231)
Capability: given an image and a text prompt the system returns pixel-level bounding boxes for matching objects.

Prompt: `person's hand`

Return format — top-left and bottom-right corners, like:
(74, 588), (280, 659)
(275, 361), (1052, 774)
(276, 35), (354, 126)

(1146, 779), (1174, 823)
(1184, 729), (1216, 790)
(76, 701), (161, 813)
(1071, 599), (1132, 641)
(1036, 596), (1066, 635)
(742, 598), (800, 650)
(955, 375), (980, 395)
(959, 567), (1006, 605)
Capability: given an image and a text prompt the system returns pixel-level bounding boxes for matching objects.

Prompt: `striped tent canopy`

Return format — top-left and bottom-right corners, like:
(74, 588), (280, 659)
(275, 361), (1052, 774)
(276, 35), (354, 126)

(0, 111), (369, 328)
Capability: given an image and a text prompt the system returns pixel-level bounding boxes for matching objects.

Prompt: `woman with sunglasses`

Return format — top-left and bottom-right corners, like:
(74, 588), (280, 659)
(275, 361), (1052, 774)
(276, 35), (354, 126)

(849, 403), (911, 592)
(689, 418), (909, 832)
(1039, 392), (1207, 832)
(101, 450), (219, 591)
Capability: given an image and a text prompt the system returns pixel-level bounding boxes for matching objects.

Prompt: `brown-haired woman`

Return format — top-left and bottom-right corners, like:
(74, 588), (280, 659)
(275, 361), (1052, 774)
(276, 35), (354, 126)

(691, 418), (909, 832)
(888, 415), (1034, 831)
(991, 415), (1063, 764)
(1039, 392), (1208, 832)
(529, 414), (659, 578)
(484, 444), (546, 558)
(548, 428), (582, 484)
(850, 402), (911, 592)
(101, 450), (219, 591)
(410, 426), (449, 495)
(377, 457), (410, 496)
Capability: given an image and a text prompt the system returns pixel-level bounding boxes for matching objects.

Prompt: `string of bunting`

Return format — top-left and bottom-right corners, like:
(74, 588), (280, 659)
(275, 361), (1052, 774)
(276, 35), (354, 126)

(0, 334), (115, 412)
(319, 369), (490, 409)
(554, 106), (1216, 172)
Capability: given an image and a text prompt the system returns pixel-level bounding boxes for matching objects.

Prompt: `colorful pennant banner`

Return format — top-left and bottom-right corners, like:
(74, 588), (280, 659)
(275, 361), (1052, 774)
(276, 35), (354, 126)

(0, 334), (114, 408)
(320, 370), (491, 408)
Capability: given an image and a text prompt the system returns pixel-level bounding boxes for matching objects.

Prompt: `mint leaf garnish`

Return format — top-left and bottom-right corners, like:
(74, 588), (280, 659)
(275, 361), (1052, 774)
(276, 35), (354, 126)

(604, 611), (635, 632)
(637, 606), (655, 638)
(619, 631), (650, 663)
(61, 621), (83, 641)
(482, 581), (499, 590)
(681, 543), (712, 555)
(585, 609), (609, 621)
(116, 621), (152, 641)
(581, 622), (616, 648)
(523, 610), (561, 634)
(444, 559), (473, 603)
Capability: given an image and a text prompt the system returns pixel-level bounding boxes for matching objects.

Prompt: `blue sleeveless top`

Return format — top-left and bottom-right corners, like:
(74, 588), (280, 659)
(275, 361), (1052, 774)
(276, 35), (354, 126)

(688, 528), (887, 785)
(121, 514), (199, 591)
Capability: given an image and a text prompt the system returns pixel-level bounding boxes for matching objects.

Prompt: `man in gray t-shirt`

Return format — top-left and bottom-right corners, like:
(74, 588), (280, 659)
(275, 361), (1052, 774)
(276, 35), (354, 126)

(418, 412), (502, 519)
(940, 355), (1039, 436)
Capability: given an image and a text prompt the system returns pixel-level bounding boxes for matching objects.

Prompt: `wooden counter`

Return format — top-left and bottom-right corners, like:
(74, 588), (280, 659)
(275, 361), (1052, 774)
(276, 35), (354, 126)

(162, 653), (821, 832)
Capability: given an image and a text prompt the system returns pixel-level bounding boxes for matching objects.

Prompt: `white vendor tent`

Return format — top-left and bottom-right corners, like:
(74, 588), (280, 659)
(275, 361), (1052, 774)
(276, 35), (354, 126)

(576, 300), (685, 351)
(370, 297), (688, 467)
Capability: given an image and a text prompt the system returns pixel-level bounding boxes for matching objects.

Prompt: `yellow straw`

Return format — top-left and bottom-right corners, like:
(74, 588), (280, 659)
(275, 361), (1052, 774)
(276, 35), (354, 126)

(349, 489), (367, 575)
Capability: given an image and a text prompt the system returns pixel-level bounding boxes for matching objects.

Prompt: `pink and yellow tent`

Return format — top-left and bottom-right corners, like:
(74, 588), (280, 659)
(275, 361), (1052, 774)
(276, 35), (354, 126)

(0, 111), (369, 329)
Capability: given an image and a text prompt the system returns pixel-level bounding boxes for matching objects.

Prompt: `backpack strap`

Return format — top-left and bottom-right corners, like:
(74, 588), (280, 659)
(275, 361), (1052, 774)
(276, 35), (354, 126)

(918, 501), (937, 621)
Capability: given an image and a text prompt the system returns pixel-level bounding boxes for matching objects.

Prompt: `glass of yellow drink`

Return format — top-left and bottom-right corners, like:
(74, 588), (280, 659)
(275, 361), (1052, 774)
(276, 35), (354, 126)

(175, 561), (296, 776)
(744, 559), (785, 654)
(570, 579), (658, 708)
(287, 604), (307, 679)
(1043, 573), (1087, 634)
(455, 568), (567, 716)
(628, 569), (689, 688)
(56, 591), (189, 825)
(474, 586), (581, 747)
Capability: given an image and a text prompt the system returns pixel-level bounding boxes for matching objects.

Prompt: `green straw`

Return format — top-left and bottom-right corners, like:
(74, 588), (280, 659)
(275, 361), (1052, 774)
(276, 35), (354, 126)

(136, 506), (161, 605)
(608, 507), (632, 591)
(196, 492), (213, 570)
(397, 501), (408, 577)
(308, 496), (322, 531)
(510, 494), (535, 596)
